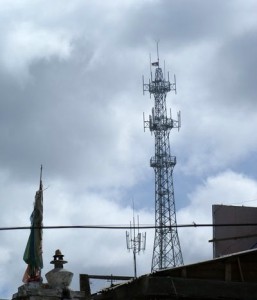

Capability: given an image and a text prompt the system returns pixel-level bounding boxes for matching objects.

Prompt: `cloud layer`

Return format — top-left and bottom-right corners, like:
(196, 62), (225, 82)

(0, 0), (257, 298)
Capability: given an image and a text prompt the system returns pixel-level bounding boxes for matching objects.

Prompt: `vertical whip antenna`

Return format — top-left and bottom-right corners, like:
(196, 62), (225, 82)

(156, 41), (160, 65)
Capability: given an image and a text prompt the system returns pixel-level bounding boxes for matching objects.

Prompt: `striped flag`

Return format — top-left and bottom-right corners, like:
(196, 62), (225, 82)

(23, 170), (43, 283)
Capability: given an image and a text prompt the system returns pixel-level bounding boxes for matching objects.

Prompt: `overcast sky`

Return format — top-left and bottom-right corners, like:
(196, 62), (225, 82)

(1, 0), (257, 298)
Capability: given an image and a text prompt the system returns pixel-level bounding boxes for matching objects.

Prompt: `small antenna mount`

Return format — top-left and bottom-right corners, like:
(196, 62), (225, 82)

(126, 202), (146, 278)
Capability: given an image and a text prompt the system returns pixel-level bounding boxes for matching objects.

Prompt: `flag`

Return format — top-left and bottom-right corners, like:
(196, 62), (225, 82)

(151, 61), (159, 67)
(23, 174), (43, 283)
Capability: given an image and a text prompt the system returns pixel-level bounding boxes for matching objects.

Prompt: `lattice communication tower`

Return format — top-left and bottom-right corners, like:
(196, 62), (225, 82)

(143, 49), (183, 272)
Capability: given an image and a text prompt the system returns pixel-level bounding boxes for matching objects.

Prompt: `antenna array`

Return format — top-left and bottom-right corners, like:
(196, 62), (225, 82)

(143, 47), (183, 272)
(126, 212), (146, 278)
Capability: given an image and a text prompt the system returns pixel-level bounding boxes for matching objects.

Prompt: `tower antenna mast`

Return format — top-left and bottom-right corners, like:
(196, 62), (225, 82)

(143, 46), (183, 272)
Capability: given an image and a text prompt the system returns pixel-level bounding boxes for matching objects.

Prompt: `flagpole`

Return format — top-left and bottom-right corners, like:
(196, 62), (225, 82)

(40, 165), (43, 190)
(38, 164), (43, 280)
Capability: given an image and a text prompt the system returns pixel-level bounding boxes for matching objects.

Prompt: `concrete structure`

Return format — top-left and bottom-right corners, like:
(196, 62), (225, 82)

(12, 250), (87, 300)
(45, 250), (73, 289)
(84, 249), (257, 300)
(212, 205), (257, 258)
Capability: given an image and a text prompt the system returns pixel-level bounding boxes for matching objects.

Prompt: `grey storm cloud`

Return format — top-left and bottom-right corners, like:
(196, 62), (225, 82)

(0, 34), (149, 187)
(117, 0), (234, 49)
(1, 1), (257, 298)
(209, 29), (257, 108)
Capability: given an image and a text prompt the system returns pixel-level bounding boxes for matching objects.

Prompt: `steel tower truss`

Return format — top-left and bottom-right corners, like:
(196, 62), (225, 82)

(143, 62), (183, 272)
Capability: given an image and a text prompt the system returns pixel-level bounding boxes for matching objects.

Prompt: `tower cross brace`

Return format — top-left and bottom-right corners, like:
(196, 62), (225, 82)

(143, 61), (183, 272)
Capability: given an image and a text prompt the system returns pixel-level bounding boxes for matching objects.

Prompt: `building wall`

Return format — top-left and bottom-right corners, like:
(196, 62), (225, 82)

(212, 205), (257, 258)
